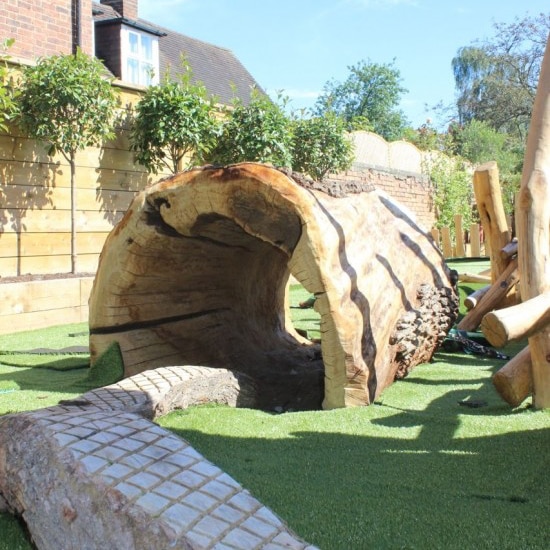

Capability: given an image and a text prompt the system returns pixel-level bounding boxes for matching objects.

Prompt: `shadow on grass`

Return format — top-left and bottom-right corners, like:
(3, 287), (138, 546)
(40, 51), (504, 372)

(0, 355), (89, 371)
(162, 381), (549, 549)
(0, 343), (123, 394)
(0, 362), (89, 393)
(156, 347), (548, 549)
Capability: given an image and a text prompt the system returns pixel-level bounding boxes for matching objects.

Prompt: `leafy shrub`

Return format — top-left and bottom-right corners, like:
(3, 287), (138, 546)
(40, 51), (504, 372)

(130, 64), (219, 174)
(206, 89), (293, 167)
(291, 111), (354, 181)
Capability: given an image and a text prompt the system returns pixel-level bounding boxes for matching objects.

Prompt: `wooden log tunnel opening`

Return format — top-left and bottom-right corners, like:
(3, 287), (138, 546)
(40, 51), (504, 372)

(89, 163), (458, 410)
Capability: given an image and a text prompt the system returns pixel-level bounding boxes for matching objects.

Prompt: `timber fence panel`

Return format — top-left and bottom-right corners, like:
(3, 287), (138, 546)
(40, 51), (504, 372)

(432, 216), (488, 259)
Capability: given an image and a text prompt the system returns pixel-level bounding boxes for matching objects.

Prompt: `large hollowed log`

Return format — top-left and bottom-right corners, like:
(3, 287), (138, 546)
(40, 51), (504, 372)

(89, 164), (457, 410)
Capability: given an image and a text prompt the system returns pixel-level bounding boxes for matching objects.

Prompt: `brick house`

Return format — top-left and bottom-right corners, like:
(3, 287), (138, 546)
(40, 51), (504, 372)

(1, 0), (260, 104)
(0, 0), (265, 331)
(0, 0), (94, 60)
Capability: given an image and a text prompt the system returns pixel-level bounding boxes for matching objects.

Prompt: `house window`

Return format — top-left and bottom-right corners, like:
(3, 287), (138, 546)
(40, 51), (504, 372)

(121, 26), (159, 86)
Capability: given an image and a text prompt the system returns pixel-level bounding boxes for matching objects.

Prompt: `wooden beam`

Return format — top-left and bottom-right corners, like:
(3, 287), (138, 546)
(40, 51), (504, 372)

(492, 346), (532, 407)
(481, 292), (550, 348)
(473, 161), (511, 281)
(464, 285), (490, 310)
(457, 258), (519, 332)
(458, 273), (492, 284)
(515, 37), (550, 409)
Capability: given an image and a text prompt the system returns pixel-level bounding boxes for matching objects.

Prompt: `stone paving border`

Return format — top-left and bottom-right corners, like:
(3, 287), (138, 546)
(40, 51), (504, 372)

(0, 366), (318, 550)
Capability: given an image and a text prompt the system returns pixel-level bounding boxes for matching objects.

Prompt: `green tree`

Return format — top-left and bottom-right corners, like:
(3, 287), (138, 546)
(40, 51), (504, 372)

(402, 121), (452, 152)
(130, 64), (218, 174)
(315, 59), (409, 141)
(425, 154), (473, 243)
(449, 119), (523, 213)
(291, 111), (354, 181)
(18, 49), (118, 273)
(206, 88), (293, 167)
(0, 38), (17, 132)
(452, 12), (550, 140)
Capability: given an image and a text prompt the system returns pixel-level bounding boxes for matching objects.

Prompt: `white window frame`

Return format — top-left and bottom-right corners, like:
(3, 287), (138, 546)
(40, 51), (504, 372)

(121, 25), (159, 86)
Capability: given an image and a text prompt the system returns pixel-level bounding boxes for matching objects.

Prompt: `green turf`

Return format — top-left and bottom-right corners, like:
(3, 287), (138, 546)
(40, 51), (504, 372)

(289, 283), (321, 340)
(447, 257), (491, 275)
(67, 342), (124, 392)
(159, 358), (549, 549)
(1, 282), (549, 549)
(0, 324), (122, 414)
(0, 322), (89, 352)
(0, 515), (33, 550)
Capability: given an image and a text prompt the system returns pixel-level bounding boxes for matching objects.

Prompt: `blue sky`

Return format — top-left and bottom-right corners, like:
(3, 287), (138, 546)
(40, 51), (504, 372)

(139, 0), (549, 128)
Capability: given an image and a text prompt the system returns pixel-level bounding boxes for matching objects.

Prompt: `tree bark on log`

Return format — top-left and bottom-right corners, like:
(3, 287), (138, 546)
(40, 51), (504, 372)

(89, 164), (458, 410)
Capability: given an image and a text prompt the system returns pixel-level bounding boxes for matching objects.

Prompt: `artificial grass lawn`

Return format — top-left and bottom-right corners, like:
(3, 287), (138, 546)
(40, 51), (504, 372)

(1, 274), (549, 549)
(159, 364), (549, 549)
(0, 322), (90, 414)
(0, 323), (123, 415)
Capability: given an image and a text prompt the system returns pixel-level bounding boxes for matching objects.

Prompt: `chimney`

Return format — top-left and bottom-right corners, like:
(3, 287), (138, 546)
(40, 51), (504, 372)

(100, 1), (138, 20)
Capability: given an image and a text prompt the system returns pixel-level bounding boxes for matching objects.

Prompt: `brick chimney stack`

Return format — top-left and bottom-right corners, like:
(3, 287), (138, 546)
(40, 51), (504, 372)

(100, 0), (138, 20)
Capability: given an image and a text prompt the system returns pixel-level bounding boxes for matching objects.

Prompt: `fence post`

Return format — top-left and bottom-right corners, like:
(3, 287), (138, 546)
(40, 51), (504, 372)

(441, 226), (453, 258)
(470, 223), (481, 257)
(431, 227), (440, 249)
(454, 214), (465, 257)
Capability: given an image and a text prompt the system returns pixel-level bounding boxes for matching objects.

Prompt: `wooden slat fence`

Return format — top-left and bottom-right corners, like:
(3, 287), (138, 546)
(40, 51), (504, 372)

(0, 85), (172, 279)
(431, 214), (489, 259)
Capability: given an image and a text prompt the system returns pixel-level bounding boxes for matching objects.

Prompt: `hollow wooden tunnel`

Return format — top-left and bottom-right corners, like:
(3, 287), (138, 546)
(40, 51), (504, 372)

(89, 163), (458, 410)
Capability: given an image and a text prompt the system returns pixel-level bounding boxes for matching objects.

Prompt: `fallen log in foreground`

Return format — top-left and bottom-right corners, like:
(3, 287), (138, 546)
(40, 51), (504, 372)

(89, 163), (458, 410)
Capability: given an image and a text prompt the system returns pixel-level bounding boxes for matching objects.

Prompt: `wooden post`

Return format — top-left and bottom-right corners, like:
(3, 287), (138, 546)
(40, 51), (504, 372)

(431, 227), (440, 249)
(473, 161), (511, 281)
(454, 214), (465, 257)
(481, 292), (550, 348)
(441, 226), (453, 258)
(464, 285), (490, 310)
(470, 223), (481, 257)
(515, 37), (550, 409)
(492, 346), (532, 407)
